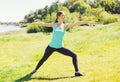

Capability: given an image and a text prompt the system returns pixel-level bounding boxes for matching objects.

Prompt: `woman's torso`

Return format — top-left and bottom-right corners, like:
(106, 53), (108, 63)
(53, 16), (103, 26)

(49, 23), (65, 48)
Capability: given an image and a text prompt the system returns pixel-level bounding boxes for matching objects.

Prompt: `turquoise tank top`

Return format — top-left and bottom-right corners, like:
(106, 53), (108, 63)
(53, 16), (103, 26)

(49, 23), (65, 48)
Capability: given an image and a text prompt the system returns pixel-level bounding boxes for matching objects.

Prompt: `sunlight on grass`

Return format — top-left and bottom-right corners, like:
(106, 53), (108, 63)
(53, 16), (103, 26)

(0, 22), (120, 82)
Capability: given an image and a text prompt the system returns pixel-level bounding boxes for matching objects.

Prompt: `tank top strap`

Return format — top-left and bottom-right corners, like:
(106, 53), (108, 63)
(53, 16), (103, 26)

(53, 23), (58, 29)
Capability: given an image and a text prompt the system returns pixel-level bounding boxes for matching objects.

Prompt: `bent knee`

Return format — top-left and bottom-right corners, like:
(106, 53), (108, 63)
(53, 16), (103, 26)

(72, 54), (77, 59)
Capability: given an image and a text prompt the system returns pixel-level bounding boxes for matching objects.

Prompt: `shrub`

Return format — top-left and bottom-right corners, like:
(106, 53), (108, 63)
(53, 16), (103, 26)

(26, 23), (43, 33)
(65, 12), (80, 23)
(81, 7), (104, 21)
(81, 15), (98, 21)
(83, 7), (104, 17)
(69, 0), (90, 14)
(26, 22), (52, 33)
(99, 11), (118, 24)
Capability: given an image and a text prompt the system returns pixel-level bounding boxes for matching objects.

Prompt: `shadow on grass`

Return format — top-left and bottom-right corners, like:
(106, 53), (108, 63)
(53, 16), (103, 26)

(14, 74), (78, 82)
(32, 76), (76, 80)
(14, 74), (32, 82)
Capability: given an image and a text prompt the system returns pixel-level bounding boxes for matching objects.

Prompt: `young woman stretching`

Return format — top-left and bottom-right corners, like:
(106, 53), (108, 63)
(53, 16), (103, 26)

(30, 11), (91, 76)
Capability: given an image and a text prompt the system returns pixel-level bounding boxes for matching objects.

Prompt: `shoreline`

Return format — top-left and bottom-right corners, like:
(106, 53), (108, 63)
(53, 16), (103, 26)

(0, 25), (25, 33)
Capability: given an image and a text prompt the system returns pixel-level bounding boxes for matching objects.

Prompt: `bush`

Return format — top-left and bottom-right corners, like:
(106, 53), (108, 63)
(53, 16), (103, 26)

(81, 15), (98, 21)
(26, 22), (52, 33)
(81, 7), (104, 21)
(69, 0), (90, 14)
(99, 11), (118, 24)
(26, 23), (44, 33)
(65, 12), (80, 23)
(82, 7), (118, 24)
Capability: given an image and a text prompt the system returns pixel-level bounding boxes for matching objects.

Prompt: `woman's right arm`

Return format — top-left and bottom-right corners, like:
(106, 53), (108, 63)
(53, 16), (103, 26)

(35, 22), (54, 28)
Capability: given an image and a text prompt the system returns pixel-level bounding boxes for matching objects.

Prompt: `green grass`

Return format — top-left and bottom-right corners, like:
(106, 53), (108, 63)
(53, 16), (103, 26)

(0, 22), (120, 82)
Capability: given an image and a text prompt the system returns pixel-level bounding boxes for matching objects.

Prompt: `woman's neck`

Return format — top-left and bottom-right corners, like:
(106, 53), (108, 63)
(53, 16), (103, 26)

(58, 19), (63, 25)
(57, 21), (63, 28)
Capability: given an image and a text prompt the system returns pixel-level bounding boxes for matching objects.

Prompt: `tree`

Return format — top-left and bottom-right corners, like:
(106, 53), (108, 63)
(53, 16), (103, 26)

(24, 12), (35, 23)
(49, 2), (58, 15)
(69, 0), (91, 14)
(91, 0), (120, 14)
(63, 0), (76, 9)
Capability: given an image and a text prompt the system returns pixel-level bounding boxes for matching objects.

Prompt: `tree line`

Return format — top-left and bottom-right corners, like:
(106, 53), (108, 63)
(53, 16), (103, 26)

(19, 0), (120, 33)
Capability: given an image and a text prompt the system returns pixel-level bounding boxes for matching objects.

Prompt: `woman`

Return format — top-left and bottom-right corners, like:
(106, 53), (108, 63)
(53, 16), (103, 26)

(30, 11), (90, 76)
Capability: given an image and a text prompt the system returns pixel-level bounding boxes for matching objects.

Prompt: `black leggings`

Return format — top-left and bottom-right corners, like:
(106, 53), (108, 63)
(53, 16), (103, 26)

(35, 45), (79, 72)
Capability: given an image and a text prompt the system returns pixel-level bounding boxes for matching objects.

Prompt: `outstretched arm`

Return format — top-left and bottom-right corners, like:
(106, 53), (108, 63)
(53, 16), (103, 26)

(34, 22), (54, 28)
(65, 21), (95, 29)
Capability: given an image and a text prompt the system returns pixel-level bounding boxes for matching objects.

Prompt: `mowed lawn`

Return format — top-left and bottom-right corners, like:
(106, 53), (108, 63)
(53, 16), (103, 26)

(0, 22), (120, 82)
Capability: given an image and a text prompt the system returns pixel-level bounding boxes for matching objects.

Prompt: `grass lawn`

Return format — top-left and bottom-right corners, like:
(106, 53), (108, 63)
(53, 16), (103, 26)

(0, 22), (120, 82)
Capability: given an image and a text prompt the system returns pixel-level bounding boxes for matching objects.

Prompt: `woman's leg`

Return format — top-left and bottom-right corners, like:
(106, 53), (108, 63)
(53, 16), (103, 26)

(30, 46), (55, 74)
(56, 47), (79, 72)
(56, 47), (83, 76)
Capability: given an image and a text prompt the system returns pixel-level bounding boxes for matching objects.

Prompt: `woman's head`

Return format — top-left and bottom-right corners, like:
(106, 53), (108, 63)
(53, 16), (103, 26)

(55, 11), (65, 23)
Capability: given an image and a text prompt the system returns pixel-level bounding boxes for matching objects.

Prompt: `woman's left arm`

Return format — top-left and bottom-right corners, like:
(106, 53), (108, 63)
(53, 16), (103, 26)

(65, 21), (95, 29)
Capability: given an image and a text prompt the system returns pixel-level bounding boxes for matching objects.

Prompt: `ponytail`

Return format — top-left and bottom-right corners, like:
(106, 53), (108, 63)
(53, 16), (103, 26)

(55, 18), (58, 23)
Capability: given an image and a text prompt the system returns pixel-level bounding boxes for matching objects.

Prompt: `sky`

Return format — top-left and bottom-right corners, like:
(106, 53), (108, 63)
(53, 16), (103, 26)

(0, 0), (66, 22)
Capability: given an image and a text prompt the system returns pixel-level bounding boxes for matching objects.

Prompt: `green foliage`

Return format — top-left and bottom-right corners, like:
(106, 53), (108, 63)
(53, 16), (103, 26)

(91, 0), (120, 14)
(69, 0), (90, 14)
(81, 15), (98, 21)
(26, 23), (41, 33)
(43, 12), (56, 22)
(26, 22), (52, 33)
(49, 2), (58, 14)
(82, 7), (104, 21)
(99, 0), (118, 13)
(84, 7), (104, 17)
(99, 11), (118, 24)
(59, 6), (80, 23)
(81, 7), (119, 23)
(69, 12), (80, 22)
(63, 0), (76, 9)
(24, 11), (35, 23)
(20, 0), (120, 30)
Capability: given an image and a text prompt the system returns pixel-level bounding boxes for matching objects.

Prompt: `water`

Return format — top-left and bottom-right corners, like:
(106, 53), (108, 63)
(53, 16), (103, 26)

(0, 25), (24, 33)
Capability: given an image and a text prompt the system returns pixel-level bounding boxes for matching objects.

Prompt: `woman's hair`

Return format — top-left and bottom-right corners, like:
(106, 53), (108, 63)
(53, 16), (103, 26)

(55, 11), (64, 23)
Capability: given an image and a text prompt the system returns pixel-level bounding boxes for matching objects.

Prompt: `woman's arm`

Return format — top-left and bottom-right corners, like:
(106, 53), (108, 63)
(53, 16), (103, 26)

(34, 22), (54, 28)
(65, 21), (95, 29)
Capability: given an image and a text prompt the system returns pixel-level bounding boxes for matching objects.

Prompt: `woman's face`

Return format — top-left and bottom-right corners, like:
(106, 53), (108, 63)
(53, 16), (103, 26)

(58, 13), (65, 20)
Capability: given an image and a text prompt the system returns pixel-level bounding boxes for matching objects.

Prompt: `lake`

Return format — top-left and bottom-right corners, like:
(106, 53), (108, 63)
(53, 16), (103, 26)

(0, 25), (24, 33)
